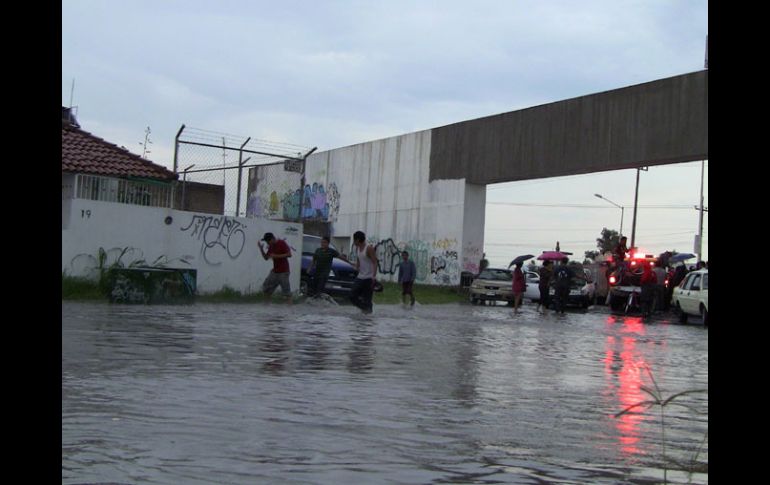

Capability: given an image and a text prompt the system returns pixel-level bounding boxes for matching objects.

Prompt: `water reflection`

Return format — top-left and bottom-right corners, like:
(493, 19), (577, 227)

(347, 321), (376, 373)
(62, 302), (707, 484)
(603, 315), (649, 457)
(258, 319), (290, 374)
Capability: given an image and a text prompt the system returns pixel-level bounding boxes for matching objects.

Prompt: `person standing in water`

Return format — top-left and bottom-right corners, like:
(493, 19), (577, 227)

(511, 261), (526, 314)
(397, 251), (417, 306)
(536, 260), (553, 313)
(349, 231), (378, 314)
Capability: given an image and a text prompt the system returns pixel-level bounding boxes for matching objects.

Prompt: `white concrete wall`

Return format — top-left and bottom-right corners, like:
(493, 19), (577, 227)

(62, 198), (302, 295)
(461, 183), (487, 275)
(305, 130), (485, 285)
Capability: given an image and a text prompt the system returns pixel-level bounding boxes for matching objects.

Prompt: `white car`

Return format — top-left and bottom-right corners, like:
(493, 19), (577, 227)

(524, 270), (541, 302)
(671, 269), (708, 325)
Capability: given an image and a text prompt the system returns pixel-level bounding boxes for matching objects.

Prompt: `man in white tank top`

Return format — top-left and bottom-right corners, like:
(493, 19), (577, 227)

(349, 230), (378, 314)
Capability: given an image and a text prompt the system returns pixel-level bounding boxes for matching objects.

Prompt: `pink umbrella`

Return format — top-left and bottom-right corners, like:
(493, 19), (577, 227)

(537, 251), (571, 261)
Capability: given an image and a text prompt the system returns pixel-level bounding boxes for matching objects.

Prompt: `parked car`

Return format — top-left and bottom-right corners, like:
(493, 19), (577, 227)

(548, 267), (596, 309)
(523, 270), (541, 302)
(300, 235), (358, 297)
(671, 269), (708, 325)
(469, 268), (513, 305)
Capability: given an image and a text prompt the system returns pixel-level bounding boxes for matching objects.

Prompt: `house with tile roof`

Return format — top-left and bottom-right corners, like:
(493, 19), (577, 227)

(61, 108), (295, 296)
(61, 107), (179, 209)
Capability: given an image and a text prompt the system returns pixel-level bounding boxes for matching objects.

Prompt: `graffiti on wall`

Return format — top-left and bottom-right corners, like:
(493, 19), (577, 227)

(248, 181), (341, 222)
(281, 189), (301, 220)
(405, 240), (430, 282)
(180, 215), (247, 266)
(354, 236), (462, 285)
(462, 243), (483, 274)
(109, 268), (197, 304)
(374, 238), (403, 275)
(326, 183), (340, 222)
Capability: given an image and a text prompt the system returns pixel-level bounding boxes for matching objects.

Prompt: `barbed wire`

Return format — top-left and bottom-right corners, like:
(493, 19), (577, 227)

(179, 126), (313, 162)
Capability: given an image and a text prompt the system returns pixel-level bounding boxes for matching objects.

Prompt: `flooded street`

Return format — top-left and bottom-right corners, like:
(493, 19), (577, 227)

(62, 300), (708, 484)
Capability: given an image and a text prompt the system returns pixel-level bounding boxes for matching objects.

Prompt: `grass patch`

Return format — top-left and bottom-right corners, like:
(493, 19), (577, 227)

(374, 281), (467, 305)
(62, 275), (469, 305)
(61, 274), (103, 300)
(196, 286), (270, 304)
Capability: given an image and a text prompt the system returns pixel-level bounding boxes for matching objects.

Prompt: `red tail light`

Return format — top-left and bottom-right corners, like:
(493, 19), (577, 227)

(609, 275), (617, 285)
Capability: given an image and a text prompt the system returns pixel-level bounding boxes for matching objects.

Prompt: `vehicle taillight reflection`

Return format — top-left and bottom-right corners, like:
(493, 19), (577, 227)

(603, 316), (650, 456)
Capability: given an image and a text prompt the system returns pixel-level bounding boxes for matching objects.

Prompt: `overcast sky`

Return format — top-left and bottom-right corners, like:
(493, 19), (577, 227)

(62, 0), (708, 266)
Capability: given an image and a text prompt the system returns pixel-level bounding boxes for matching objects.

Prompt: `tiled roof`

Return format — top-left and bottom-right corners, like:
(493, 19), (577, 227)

(62, 121), (178, 181)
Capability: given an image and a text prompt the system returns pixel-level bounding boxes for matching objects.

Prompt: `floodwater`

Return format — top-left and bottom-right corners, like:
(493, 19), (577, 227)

(62, 300), (708, 484)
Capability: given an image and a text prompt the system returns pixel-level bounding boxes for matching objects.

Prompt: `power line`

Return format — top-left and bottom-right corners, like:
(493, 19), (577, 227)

(486, 202), (698, 209)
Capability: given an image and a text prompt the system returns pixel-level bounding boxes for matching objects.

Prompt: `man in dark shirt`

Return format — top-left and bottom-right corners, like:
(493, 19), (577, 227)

(258, 232), (292, 303)
(613, 236), (629, 267)
(553, 258), (575, 314)
(536, 260), (553, 313)
(309, 236), (347, 297)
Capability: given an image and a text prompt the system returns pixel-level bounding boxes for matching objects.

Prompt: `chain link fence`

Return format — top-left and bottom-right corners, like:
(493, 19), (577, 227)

(173, 125), (315, 220)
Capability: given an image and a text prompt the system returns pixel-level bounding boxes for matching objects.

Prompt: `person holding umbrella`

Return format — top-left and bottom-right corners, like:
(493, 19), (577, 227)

(508, 254), (533, 314)
(511, 261), (526, 314)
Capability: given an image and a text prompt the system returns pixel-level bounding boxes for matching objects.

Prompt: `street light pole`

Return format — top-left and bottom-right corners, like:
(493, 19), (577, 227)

(594, 193), (624, 237)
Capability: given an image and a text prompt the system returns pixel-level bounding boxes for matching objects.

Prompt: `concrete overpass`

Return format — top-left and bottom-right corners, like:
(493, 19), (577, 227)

(429, 70), (708, 183)
(251, 70), (708, 285)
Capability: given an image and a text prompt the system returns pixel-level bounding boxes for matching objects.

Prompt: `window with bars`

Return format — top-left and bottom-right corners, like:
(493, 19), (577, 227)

(73, 174), (174, 208)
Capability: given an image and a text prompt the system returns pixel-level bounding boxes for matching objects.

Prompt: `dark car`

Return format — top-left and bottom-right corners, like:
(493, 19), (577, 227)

(548, 266), (595, 309)
(300, 235), (358, 297)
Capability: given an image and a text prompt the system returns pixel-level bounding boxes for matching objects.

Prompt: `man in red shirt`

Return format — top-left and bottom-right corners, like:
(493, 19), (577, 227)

(258, 232), (292, 303)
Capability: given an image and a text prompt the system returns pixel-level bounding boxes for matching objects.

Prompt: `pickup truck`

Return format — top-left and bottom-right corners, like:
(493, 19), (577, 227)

(607, 253), (657, 314)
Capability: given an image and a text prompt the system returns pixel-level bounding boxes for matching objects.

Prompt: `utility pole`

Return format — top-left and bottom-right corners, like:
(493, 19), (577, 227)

(222, 137), (227, 185)
(696, 160), (706, 263)
(630, 167), (647, 251)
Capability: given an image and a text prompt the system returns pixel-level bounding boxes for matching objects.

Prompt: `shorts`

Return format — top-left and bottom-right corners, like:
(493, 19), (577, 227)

(263, 271), (291, 296)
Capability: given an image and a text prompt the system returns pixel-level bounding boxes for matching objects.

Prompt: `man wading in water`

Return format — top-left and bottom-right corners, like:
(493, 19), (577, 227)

(258, 232), (293, 304)
(349, 231), (378, 314)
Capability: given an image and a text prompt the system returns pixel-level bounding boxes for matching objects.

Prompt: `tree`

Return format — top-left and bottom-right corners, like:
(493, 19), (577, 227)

(584, 250), (600, 262)
(596, 228), (620, 254)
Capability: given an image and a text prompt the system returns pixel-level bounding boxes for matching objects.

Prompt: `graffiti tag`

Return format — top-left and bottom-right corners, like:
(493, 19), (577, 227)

(180, 215), (247, 266)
